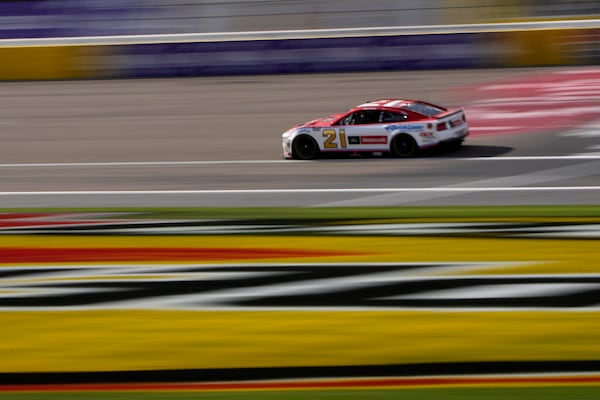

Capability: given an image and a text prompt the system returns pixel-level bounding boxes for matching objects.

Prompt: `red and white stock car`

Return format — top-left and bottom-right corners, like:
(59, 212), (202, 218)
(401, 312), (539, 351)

(282, 99), (468, 159)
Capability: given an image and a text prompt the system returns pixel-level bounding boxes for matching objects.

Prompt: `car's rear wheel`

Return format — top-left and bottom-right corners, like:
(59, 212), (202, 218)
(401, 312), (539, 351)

(390, 134), (418, 158)
(292, 135), (320, 160)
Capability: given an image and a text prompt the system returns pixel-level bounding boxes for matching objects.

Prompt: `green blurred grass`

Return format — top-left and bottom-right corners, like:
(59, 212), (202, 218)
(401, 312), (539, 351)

(3, 386), (599, 400)
(2, 205), (600, 220)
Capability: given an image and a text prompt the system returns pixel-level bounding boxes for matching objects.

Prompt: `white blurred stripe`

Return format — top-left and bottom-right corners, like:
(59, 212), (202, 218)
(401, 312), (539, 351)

(0, 187), (599, 196)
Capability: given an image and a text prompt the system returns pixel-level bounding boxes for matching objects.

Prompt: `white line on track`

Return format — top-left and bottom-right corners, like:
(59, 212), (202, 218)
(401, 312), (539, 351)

(469, 127), (521, 131)
(455, 155), (600, 160)
(0, 155), (600, 168)
(0, 160), (292, 167)
(1, 187), (599, 195)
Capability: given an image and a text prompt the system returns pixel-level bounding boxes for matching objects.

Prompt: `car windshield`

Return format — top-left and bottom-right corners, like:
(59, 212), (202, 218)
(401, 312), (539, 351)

(401, 102), (445, 117)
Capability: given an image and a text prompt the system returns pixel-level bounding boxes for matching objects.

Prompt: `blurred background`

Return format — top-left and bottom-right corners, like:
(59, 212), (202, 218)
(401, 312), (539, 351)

(1, 2), (599, 397)
(2, 0), (599, 81)
(0, 0), (599, 39)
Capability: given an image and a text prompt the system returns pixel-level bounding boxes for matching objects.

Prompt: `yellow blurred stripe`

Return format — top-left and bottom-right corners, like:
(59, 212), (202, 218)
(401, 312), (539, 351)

(1, 234), (597, 373)
(0, 46), (100, 80)
(2, 310), (598, 372)
(502, 29), (573, 66)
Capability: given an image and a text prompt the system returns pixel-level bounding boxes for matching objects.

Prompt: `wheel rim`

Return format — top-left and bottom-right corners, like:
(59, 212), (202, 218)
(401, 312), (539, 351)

(294, 136), (317, 159)
(393, 135), (416, 157)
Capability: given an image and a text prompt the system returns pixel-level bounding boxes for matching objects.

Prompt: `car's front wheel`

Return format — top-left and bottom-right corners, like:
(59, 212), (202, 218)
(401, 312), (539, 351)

(390, 134), (418, 158)
(292, 135), (320, 160)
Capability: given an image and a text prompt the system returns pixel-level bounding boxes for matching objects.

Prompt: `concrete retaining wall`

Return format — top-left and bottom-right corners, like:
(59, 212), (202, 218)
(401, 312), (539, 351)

(1, 21), (599, 80)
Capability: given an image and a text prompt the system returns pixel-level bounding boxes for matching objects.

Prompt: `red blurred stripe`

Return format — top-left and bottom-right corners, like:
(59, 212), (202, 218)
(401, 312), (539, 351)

(0, 247), (355, 262)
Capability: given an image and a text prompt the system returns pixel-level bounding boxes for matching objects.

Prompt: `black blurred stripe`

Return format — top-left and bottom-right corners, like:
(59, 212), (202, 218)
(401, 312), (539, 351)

(1, 361), (599, 385)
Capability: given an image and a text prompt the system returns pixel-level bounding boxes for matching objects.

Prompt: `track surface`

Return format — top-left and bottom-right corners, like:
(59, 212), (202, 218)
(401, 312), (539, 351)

(0, 68), (598, 207)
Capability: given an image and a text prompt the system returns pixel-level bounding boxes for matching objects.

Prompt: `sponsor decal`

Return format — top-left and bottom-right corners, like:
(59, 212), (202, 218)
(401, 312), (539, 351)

(348, 136), (360, 144)
(297, 128), (312, 134)
(385, 124), (424, 132)
(361, 136), (388, 145)
(449, 119), (463, 128)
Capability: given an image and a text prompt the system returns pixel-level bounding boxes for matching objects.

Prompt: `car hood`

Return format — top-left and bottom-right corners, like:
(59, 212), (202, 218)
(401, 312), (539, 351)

(297, 114), (343, 128)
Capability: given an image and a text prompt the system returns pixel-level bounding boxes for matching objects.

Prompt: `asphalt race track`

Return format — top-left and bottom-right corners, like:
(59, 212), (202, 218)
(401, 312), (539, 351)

(1, 67), (600, 397)
(0, 67), (598, 207)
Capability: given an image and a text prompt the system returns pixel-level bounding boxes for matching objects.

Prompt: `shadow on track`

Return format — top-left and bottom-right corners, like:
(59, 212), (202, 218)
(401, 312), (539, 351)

(307, 145), (514, 161)
(427, 144), (514, 158)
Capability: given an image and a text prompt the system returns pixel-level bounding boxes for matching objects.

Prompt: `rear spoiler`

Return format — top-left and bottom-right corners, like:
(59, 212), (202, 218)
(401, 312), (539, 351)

(437, 108), (464, 119)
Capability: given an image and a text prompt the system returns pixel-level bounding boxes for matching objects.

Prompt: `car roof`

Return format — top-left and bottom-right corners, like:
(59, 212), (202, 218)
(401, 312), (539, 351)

(354, 99), (414, 110)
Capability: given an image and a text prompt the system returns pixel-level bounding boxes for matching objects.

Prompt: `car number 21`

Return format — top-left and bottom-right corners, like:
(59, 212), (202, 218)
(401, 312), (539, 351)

(322, 129), (347, 149)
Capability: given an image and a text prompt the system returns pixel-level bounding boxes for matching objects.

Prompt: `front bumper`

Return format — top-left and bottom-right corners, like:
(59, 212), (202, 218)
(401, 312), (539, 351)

(282, 138), (293, 158)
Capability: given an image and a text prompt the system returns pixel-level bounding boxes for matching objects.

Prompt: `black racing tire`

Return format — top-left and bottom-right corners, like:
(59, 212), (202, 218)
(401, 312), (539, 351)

(390, 134), (419, 158)
(292, 135), (320, 160)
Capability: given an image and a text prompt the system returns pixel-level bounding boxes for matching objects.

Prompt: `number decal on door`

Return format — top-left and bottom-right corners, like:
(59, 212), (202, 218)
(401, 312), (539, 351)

(322, 129), (347, 149)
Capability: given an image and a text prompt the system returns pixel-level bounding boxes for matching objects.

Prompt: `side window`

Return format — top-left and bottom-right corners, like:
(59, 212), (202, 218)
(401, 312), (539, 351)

(337, 110), (387, 125)
(338, 114), (354, 125)
(352, 110), (380, 125)
(381, 111), (408, 122)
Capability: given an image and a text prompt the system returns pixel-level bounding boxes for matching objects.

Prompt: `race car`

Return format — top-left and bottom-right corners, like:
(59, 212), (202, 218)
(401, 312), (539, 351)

(282, 99), (468, 159)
